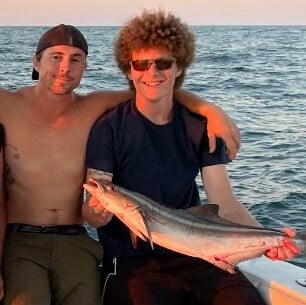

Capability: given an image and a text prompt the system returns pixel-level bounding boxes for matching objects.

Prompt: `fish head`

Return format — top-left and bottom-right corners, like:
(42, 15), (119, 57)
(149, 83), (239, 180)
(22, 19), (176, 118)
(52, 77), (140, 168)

(83, 178), (139, 215)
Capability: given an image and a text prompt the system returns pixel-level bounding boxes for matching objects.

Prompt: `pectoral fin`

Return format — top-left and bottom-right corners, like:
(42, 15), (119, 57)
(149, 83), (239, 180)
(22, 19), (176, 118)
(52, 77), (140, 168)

(128, 209), (154, 250)
(130, 231), (138, 250)
(139, 209), (154, 249)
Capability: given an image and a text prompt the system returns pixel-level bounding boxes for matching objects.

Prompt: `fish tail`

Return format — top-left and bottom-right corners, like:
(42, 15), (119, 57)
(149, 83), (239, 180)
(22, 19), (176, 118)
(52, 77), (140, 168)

(295, 230), (306, 254)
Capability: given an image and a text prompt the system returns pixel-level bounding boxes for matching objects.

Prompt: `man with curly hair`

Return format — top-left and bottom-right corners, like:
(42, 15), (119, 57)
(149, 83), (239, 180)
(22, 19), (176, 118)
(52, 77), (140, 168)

(83, 10), (298, 305)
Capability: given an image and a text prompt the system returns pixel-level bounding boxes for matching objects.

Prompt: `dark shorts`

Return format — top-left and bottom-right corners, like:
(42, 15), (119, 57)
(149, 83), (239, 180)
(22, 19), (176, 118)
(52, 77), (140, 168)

(3, 224), (103, 305)
(102, 255), (265, 305)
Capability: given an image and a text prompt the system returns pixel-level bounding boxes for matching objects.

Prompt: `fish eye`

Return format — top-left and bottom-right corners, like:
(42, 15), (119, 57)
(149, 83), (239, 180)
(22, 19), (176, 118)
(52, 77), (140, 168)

(106, 184), (115, 191)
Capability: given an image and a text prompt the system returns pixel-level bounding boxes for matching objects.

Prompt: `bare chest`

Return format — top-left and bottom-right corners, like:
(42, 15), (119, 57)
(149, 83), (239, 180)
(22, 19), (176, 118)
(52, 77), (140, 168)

(4, 112), (91, 180)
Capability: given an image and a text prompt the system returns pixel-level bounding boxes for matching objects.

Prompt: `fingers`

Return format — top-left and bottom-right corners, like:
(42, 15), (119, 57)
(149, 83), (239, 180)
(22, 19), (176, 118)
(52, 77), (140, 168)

(283, 239), (300, 255)
(230, 120), (241, 151)
(265, 237), (300, 260)
(208, 135), (237, 160)
(266, 247), (289, 260)
(88, 196), (114, 222)
(281, 227), (296, 238)
(265, 248), (278, 260)
(225, 121), (241, 160)
(207, 123), (240, 160)
(225, 138), (238, 161)
(208, 134), (217, 154)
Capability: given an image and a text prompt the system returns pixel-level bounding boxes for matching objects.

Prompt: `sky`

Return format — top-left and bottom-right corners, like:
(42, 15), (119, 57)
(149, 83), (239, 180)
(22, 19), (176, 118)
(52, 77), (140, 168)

(0, 0), (306, 26)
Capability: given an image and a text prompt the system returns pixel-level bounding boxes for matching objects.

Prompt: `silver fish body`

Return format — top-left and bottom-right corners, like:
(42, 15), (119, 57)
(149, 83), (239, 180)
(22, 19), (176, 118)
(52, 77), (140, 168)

(84, 180), (305, 274)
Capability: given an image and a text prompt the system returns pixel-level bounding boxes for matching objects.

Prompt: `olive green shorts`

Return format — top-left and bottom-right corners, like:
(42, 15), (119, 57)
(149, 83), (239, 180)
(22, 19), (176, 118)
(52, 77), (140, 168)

(3, 228), (103, 305)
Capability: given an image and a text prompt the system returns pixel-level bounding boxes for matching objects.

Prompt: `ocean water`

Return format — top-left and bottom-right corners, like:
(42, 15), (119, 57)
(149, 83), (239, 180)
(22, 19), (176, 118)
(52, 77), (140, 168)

(0, 26), (305, 268)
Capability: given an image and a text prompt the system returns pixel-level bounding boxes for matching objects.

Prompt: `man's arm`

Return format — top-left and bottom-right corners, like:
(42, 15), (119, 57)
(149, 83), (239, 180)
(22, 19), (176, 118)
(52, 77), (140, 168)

(84, 89), (132, 115)
(201, 164), (259, 226)
(174, 89), (240, 160)
(85, 89), (240, 160)
(82, 168), (114, 227)
(201, 164), (300, 260)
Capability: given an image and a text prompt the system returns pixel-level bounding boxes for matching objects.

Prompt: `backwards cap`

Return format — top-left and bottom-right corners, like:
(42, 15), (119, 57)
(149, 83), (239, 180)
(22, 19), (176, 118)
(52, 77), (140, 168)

(32, 24), (88, 80)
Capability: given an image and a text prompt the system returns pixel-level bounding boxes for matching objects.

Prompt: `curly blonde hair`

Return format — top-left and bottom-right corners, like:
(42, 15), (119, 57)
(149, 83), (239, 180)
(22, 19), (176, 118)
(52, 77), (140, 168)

(114, 10), (195, 90)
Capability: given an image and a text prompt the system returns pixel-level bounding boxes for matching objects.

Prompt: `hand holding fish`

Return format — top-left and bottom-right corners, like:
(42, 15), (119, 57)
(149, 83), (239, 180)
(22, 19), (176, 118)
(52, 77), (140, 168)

(85, 181), (113, 225)
(265, 227), (301, 260)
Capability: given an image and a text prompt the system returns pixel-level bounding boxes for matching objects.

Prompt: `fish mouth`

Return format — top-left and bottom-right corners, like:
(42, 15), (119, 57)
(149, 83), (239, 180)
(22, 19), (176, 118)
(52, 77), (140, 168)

(88, 178), (116, 193)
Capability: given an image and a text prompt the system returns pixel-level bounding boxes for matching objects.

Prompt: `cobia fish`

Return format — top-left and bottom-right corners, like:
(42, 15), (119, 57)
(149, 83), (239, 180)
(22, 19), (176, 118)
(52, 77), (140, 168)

(83, 179), (305, 274)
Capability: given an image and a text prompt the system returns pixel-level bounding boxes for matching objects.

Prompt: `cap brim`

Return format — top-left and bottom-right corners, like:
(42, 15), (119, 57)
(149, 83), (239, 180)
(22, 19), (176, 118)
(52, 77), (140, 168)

(32, 69), (39, 80)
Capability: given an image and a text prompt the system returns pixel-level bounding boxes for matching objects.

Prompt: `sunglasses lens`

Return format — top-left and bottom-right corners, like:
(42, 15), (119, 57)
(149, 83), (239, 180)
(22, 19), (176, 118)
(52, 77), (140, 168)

(131, 58), (175, 71)
(131, 60), (150, 71)
(155, 59), (174, 70)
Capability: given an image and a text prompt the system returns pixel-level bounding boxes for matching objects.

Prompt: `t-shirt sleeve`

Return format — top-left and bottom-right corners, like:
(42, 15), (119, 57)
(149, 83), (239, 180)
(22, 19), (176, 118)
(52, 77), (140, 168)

(86, 116), (115, 173)
(199, 137), (231, 168)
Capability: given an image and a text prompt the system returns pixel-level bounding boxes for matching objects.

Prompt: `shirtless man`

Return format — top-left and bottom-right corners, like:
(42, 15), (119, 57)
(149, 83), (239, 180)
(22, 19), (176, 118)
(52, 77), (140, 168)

(0, 24), (240, 305)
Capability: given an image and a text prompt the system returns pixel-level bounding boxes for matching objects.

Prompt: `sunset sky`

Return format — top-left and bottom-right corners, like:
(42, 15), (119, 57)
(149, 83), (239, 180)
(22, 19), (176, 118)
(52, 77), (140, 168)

(0, 0), (306, 26)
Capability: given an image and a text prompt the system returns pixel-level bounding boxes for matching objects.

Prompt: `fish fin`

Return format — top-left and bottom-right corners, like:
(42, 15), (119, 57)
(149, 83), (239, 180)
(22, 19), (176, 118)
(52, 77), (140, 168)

(295, 230), (306, 254)
(130, 231), (138, 250)
(296, 230), (306, 241)
(205, 256), (236, 274)
(186, 204), (219, 217)
(139, 210), (154, 250)
(186, 204), (241, 227)
(187, 205), (283, 232)
(127, 208), (154, 250)
(210, 246), (270, 274)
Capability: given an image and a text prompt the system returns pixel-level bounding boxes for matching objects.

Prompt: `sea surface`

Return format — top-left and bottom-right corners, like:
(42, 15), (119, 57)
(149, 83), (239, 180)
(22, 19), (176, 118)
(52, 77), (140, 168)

(0, 26), (305, 268)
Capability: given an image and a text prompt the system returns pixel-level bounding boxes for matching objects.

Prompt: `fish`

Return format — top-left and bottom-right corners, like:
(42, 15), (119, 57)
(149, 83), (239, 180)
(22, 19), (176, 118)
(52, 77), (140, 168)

(83, 179), (305, 274)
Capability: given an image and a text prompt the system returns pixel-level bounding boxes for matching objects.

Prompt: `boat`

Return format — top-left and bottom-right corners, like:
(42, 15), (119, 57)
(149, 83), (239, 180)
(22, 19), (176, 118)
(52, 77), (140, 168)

(238, 256), (306, 305)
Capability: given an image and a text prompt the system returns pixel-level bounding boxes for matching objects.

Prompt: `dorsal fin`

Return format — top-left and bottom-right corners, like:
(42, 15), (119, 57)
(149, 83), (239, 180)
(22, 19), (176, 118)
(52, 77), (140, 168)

(185, 204), (247, 227)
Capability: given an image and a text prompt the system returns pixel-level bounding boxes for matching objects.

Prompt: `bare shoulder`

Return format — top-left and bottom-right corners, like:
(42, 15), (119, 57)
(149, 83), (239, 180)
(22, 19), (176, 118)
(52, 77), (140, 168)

(0, 85), (34, 101)
(0, 86), (34, 117)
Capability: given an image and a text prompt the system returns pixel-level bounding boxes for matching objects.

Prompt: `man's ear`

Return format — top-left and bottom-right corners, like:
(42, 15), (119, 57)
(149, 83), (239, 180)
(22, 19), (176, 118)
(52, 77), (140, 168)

(32, 56), (40, 73)
(127, 70), (132, 80)
(176, 67), (182, 78)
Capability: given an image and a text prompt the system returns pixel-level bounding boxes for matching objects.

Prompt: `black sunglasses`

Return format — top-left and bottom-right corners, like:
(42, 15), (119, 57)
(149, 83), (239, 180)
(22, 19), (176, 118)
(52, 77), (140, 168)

(130, 58), (176, 71)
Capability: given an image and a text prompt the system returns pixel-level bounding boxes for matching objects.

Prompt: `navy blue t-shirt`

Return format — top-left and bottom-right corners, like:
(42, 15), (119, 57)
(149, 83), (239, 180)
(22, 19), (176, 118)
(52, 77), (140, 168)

(86, 99), (230, 260)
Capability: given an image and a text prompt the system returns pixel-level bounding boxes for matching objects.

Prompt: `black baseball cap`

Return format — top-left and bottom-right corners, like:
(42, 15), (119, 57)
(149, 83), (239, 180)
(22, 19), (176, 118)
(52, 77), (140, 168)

(32, 24), (88, 80)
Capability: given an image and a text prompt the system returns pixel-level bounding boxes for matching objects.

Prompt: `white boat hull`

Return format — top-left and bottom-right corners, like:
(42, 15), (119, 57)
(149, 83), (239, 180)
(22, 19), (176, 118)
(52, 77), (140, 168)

(238, 256), (306, 305)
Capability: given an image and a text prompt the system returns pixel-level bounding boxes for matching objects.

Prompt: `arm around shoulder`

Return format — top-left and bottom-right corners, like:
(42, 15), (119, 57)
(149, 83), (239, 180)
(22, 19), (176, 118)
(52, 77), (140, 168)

(174, 89), (241, 160)
(85, 89), (132, 114)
